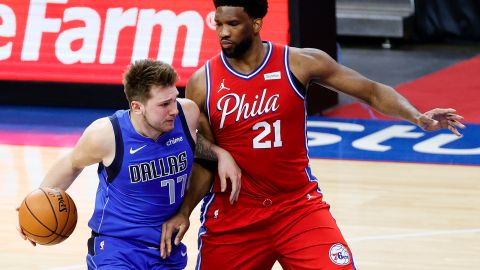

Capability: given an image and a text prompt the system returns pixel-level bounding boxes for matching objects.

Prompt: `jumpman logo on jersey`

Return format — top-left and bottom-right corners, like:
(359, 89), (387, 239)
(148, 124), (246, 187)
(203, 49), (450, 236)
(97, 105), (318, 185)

(218, 79), (230, 92)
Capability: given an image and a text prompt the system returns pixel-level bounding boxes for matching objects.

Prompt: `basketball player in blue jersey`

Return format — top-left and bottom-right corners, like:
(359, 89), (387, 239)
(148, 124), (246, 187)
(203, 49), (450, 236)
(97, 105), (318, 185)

(16, 59), (241, 270)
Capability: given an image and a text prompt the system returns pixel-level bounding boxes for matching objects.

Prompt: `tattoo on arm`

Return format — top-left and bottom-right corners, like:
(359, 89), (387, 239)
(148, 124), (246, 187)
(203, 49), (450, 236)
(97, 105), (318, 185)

(195, 133), (217, 161)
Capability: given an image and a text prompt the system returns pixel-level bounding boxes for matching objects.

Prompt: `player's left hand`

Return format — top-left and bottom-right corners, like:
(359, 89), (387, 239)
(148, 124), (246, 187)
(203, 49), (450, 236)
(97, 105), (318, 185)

(417, 108), (465, 136)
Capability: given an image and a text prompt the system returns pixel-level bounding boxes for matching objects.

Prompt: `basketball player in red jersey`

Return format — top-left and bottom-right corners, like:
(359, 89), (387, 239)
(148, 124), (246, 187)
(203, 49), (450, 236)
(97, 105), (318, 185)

(161, 1), (465, 269)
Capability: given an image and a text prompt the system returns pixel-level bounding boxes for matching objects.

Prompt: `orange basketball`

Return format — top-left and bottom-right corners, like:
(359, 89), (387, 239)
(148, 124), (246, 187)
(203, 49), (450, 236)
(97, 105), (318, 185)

(18, 187), (77, 245)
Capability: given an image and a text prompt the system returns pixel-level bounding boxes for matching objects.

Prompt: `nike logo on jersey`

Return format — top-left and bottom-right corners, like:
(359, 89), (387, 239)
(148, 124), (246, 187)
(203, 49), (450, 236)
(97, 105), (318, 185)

(181, 249), (187, 257)
(307, 193), (318, 200)
(264, 71), (281, 80)
(129, 145), (147, 154)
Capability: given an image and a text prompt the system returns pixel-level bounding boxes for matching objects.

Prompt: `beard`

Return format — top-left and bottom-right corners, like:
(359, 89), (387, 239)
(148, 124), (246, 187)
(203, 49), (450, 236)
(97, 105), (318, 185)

(142, 112), (170, 134)
(221, 35), (253, 58)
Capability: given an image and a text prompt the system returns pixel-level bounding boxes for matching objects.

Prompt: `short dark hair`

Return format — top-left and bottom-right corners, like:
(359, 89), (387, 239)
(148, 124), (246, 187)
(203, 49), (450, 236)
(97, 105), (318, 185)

(213, 0), (268, 19)
(123, 59), (178, 104)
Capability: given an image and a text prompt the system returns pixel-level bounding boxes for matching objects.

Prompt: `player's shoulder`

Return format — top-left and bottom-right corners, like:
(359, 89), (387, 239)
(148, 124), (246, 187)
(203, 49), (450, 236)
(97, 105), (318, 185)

(288, 46), (337, 82)
(73, 116), (115, 160)
(289, 46), (331, 63)
(177, 98), (200, 128)
(82, 117), (114, 145)
(185, 65), (207, 105)
(188, 65), (206, 87)
(178, 98), (199, 114)
(86, 117), (113, 134)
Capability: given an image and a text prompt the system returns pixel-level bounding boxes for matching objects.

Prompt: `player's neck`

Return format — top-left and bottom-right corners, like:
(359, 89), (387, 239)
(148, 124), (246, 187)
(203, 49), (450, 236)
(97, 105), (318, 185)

(129, 111), (163, 141)
(225, 39), (267, 74)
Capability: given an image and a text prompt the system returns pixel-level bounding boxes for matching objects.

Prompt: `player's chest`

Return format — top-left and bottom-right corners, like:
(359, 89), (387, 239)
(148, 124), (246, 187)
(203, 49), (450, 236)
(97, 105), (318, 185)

(209, 80), (300, 125)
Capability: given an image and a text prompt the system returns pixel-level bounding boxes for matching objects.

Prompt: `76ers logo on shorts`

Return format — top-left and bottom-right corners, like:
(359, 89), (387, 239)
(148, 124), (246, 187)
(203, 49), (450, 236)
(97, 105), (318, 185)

(329, 243), (350, 265)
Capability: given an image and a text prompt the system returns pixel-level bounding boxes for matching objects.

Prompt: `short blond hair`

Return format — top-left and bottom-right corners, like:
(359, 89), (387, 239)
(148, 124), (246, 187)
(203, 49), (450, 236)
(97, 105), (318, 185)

(123, 59), (179, 104)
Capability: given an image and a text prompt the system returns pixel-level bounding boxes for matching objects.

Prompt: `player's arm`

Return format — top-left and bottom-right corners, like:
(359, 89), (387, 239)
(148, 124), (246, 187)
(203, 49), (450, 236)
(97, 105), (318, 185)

(17, 117), (114, 245)
(40, 117), (115, 190)
(289, 47), (465, 135)
(186, 67), (241, 203)
(160, 67), (241, 258)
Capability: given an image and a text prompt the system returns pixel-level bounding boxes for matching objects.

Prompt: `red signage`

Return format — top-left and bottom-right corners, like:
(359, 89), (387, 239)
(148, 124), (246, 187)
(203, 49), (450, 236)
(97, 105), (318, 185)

(0, 0), (289, 86)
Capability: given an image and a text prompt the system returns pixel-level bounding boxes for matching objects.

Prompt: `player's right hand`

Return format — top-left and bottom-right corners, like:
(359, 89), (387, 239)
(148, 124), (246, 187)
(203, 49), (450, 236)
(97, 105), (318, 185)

(418, 108), (465, 136)
(217, 148), (242, 204)
(160, 213), (190, 259)
(16, 206), (36, 246)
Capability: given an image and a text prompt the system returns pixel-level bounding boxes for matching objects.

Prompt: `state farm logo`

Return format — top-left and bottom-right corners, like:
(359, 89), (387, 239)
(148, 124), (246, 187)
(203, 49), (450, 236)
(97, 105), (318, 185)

(0, 0), (210, 66)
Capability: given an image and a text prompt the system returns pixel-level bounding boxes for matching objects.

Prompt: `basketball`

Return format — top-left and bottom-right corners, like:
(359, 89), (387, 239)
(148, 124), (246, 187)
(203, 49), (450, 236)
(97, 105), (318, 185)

(18, 187), (77, 245)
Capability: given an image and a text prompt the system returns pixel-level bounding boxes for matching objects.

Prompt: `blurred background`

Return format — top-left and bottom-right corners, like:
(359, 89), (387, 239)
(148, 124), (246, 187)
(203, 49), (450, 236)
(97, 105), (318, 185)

(1, 0), (479, 111)
(1, 0), (478, 164)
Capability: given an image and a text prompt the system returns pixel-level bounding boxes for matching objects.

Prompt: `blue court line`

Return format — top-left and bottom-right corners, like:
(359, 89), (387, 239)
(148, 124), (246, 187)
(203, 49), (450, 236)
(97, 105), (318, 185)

(1, 106), (478, 165)
(306, 117), (480, 165)
(0, 105), (115, 133)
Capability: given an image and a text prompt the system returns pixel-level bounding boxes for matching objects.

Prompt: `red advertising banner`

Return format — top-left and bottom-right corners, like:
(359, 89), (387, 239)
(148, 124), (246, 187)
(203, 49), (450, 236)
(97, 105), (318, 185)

(0, 0), (289, 86)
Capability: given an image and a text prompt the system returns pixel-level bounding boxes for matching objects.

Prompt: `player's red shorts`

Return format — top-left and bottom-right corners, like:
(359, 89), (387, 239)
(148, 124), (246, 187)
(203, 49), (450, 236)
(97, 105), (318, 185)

(196, 185), (356, 270)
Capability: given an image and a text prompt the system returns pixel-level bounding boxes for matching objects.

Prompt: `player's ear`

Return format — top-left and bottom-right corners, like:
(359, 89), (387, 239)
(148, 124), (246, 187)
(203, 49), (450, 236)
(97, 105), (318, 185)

(130, 100), (143, 114)
(253, 18), (262, 34)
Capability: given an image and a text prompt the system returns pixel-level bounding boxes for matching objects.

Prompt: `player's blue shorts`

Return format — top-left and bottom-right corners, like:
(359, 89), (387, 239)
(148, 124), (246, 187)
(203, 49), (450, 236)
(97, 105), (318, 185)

(86, 232), (187, 270)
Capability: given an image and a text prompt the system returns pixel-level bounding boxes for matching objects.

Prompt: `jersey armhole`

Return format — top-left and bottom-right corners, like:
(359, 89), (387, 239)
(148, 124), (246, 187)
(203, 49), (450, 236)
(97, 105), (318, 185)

(177, 102), (196, 152)
(290, 71), (307, 97)
(97, 114), (123, 183)
(205, 60), (212, 125)
(284, 45), (307, 99)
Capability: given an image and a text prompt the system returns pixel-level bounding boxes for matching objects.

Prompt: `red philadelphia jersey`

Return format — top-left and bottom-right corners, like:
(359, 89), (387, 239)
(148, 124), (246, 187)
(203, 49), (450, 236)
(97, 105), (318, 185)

(206, 42), (319, 197)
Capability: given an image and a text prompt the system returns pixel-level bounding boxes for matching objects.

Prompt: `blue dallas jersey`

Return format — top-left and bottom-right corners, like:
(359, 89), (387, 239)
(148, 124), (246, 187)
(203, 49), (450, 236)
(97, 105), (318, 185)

(88, 102), (195, 246)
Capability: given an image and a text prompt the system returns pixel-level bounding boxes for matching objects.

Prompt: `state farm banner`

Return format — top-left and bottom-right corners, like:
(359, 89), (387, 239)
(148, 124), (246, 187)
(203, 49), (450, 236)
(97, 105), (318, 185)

(0, 0), (289, 86)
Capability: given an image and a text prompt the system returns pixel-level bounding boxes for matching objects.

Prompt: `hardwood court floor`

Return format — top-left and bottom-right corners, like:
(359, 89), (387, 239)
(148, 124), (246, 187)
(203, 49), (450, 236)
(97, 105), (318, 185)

(1, 144), (479, 270)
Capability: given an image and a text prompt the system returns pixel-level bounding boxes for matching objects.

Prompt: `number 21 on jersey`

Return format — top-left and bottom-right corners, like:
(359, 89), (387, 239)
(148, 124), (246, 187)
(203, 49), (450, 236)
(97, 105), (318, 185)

(252, 120), (283, 149)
